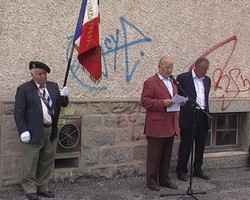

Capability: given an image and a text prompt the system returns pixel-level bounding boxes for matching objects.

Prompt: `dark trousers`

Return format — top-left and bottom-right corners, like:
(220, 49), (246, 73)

(176, 110), (209, 174)
(146, 136), (174, 186)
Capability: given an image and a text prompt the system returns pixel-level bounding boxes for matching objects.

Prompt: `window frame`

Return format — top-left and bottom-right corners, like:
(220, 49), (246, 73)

(206, 113), (240, 150)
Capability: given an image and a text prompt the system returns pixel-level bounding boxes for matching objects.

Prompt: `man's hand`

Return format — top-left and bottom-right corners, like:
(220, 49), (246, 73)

(60, 86), (69, 96)
(20, 131), (31, 143)
(164, 99), (175, 107)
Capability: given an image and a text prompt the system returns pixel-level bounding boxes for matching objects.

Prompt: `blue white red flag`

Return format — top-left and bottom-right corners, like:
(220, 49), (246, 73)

(73, 0), (102, 82)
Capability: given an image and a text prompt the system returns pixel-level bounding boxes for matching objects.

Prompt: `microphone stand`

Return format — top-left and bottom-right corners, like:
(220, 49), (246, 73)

(160, 76), (211, 199)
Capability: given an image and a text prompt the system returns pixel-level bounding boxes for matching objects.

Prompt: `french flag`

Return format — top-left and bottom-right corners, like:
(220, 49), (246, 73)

(73, 0), (102, 82)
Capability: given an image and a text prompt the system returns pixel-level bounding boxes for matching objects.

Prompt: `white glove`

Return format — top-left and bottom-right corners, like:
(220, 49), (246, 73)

(20, 131), (31, 143)
(60, 86), (69, 96)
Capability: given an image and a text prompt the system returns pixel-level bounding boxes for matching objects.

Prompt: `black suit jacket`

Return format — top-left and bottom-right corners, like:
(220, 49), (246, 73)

(176, 71), (211, 131)
(14, 80), (69, 144)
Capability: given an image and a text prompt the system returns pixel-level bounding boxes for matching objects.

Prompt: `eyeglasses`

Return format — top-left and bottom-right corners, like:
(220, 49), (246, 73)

(160, 64), (173, 69)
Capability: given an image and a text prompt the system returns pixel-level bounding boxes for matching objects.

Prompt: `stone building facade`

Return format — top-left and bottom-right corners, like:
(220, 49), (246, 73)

(1, 0), (250, 191)
(1, 99), (249, 190)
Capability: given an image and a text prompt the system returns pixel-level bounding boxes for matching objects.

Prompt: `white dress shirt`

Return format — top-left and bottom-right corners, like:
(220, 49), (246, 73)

(192, 69), (205, 109)
(158, 73), (173, 97)
(35, 83), (52, 124)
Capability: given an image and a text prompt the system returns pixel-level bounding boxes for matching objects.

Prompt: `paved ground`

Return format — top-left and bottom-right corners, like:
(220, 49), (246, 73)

(0, 167), (250, 200)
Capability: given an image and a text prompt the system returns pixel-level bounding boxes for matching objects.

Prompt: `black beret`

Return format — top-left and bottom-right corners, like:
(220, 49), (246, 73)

(29, 61), (50, 73)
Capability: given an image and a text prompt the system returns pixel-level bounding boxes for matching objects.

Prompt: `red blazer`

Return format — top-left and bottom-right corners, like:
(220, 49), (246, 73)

(141, 74), (180, 138)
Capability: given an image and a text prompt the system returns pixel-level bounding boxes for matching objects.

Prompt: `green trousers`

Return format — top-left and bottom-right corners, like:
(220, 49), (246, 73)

(21, 127), (56, 194)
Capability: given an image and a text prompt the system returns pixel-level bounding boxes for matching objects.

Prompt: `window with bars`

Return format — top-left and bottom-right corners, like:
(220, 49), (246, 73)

(206, 113), (239, 148)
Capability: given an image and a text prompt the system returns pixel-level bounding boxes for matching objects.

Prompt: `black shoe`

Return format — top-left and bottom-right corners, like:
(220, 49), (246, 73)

(37, 191), (55, 198)
(177, 172), (188, 181)
(26, 193), (38, 200)
(147, 184), (160, 191)
(193, 171), (210, 180)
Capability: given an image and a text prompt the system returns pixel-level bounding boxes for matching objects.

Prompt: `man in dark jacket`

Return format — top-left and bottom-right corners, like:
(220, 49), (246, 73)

(14, 61), (69, 200)
(176, 57), (211, 182)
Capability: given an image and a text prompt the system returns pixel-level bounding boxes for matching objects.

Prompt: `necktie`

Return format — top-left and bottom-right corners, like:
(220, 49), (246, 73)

(39, 86), (54, 116)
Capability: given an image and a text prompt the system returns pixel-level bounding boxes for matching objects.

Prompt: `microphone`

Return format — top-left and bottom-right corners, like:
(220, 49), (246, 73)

(169, 75), (179, 85)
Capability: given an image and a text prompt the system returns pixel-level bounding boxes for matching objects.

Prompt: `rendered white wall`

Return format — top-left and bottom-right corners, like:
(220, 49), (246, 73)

(1, 0), (250, 112)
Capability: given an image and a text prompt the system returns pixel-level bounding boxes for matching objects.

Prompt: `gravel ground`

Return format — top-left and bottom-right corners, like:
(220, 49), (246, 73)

(1, 167), (250, 200)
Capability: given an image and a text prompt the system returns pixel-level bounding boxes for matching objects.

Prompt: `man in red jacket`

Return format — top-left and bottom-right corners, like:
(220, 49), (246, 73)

(141, 55), (181, 191)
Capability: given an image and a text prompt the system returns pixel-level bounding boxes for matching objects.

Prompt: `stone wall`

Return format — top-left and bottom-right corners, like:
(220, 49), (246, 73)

(0, 102), (22, 190)
(0, 100), (152, 190)
(1, 99), (250, 191)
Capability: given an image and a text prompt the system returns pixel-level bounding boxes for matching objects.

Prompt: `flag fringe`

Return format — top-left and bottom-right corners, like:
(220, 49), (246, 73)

(81, 66), (102, 84)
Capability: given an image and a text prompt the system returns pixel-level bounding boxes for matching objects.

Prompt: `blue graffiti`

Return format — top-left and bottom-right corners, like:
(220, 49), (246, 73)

(66, 16), (152, 91)
(102, 16), (152, 83)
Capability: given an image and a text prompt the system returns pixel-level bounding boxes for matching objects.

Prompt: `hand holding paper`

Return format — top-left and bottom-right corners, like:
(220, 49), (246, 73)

(167, 94), (187, 112)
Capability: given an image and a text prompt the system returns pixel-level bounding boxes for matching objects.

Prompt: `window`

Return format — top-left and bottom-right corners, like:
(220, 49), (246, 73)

(206, 113), (239, 148)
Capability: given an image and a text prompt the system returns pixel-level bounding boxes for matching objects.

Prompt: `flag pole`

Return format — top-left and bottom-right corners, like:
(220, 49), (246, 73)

(55, 1), (85, 129)
(62, 0), (86, 87)
(63, 43), (75, 87)
(57, 41), (74, 124)
(56, 43), (74, 125)
(55, 44), (74, 137)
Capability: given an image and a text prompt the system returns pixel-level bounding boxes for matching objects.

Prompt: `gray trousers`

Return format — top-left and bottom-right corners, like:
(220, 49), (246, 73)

(21, 127), (56, 194)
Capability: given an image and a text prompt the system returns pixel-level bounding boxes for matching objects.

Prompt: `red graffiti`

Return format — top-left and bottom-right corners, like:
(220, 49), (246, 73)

(116, 103), (145, 141)
(189, 36), (250, 111)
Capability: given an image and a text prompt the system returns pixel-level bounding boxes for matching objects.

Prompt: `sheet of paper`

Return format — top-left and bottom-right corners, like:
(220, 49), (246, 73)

(167, 94), (187, 112)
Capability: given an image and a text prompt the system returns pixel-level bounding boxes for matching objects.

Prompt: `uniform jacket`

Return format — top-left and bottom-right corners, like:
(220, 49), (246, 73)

(176, 71), (211, 130)
(141, 74), (179, 138)
(14, 80), (69, 144)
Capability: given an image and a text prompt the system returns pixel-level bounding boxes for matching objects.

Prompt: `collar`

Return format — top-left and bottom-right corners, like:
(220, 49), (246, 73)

(157, 73), (170, 81)
(34, 82), (46, 89)
(192, 69), (205, 80)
